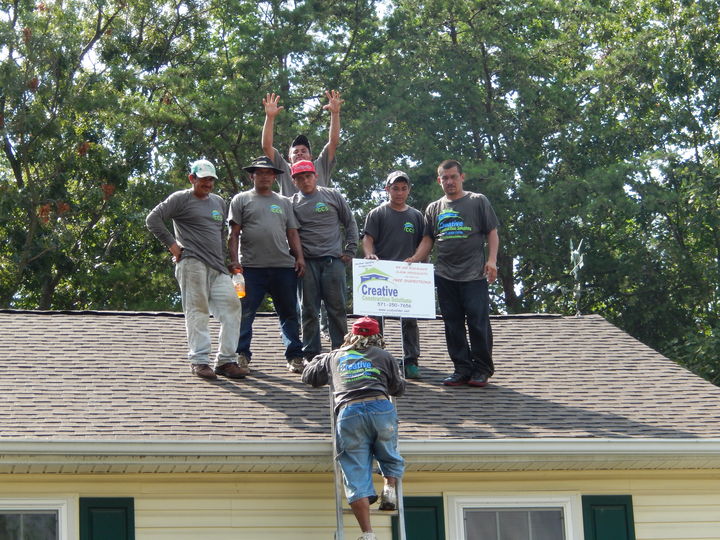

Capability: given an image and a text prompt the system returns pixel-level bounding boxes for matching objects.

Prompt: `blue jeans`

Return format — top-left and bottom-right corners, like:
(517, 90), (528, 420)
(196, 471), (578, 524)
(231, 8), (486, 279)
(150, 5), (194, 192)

(236, 267), (302, 360)
(298, 257), (348, 356)
(435, 275), (494, 377)
(336, 399), (404, 504)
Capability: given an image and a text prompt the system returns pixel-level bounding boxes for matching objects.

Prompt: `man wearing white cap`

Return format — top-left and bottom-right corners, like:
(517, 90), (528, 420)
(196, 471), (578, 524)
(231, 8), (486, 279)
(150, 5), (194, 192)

(146, 159), (244, 380)
(363, 170), (425, 378)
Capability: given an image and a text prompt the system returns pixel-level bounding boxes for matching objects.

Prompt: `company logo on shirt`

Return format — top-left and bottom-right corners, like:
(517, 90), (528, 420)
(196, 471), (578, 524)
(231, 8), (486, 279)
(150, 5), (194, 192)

(337, 350), (381, 382)
(437, 209), (471, 239)
(211, 210), (223, 221)
(403, 221), (415, 234)
(314, 202), (329, 213)
(269, 204), (283, 214)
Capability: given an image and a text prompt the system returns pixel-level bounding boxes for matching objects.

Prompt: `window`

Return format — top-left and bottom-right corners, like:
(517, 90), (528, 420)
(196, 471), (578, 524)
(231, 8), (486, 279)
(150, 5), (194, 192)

(448, 495), (582, 540)
(0, 500), (68, 540)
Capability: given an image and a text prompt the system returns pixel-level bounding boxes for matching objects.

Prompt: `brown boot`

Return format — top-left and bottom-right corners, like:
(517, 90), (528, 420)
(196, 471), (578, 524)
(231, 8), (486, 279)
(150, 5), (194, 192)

(191, 364), (218, 380)
(214, 362), (249, 379)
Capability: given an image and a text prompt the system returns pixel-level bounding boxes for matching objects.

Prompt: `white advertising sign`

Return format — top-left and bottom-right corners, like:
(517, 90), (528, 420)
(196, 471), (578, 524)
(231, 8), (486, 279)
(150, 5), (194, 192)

(352, 259), (435, 319)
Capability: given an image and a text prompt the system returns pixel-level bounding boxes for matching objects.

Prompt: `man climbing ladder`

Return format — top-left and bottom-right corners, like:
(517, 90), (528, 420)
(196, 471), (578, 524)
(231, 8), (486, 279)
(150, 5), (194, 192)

(302, 316), (406, 540)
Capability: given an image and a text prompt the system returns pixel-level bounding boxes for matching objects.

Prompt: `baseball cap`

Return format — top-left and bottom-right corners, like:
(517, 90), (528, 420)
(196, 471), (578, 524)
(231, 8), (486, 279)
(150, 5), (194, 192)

(290, 160), (316, 177)
(291, 134), (311, 153)
(243, 156), (284, 174)
(352, 316), (381, 336)
(190, 159), (218, 179)
(385, 170), (410, 188)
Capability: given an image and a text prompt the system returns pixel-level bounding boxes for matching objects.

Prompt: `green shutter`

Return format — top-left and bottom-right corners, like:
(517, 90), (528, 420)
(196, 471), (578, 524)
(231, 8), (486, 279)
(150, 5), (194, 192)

(79, 498), (135, 540)
(582, 495), (636, 540)
(392, 496), (445, 540)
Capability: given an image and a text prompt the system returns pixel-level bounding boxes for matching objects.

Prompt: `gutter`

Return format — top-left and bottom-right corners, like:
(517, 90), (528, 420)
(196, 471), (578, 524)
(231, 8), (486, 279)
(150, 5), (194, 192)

(1, 438), (720, 456)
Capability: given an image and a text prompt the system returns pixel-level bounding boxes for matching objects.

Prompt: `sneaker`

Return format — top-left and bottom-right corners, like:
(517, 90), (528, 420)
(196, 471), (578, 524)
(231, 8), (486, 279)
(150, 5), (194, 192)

(357, 533), (377, 540)
(236, 353), (251, 373)
(214, 362), (249, 379)
(191, 364), (217, 380)
(379, 484), (397, 511)
(468, 371), (490, 387)
(442, 372), (470, 386)
(404, 364), (421, 379)
(287, 357), (305, 373)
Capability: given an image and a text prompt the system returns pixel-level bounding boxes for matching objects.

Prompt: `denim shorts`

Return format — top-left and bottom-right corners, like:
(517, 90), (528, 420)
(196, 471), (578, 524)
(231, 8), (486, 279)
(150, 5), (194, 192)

(335, 399), (405, 504)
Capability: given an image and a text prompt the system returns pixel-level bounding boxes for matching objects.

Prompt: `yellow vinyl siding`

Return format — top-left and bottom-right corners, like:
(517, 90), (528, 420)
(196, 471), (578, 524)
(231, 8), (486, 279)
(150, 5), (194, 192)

(0, 470), (719, 539)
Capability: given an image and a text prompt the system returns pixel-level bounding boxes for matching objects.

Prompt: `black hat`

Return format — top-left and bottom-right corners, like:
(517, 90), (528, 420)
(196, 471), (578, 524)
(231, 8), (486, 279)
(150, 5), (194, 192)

(243, 156), (284, 174)
(385, 170), (411, 188)
(291, 134), (311, 153)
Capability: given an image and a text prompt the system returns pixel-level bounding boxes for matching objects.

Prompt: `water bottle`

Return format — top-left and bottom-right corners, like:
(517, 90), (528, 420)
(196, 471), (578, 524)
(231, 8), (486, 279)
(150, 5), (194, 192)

(232, 269), (245, 298)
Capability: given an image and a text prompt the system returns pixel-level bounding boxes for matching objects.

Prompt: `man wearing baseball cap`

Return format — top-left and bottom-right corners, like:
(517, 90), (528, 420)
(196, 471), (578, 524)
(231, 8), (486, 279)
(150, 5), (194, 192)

(302, 317), (406, 540)
(363, 171), (426, 378)
(146, 159), (244, 380)
(261, 90), (343, 196)
(290, 159), (358, 363)
(228, 156), (306, 374)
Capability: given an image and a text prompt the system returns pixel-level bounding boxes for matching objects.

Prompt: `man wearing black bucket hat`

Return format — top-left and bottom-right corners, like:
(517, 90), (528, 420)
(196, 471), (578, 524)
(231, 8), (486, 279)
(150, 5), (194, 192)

(228, 156), (306, 374)
(261, 90), (343, 196)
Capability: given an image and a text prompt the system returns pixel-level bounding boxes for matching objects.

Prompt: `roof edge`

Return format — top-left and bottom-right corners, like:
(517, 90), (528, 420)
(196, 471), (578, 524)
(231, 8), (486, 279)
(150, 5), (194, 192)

(1, 438), (719, 456)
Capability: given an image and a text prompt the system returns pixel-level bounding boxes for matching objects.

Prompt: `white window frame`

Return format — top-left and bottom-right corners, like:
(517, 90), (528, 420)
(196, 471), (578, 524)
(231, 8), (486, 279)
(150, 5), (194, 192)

(0, 499), (69, 540)
(446, 493), (585, 540)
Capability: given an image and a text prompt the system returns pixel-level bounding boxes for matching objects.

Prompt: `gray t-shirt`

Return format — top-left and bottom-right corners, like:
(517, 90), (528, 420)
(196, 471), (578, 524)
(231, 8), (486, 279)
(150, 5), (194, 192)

(424, 192), (499, 282)
(228, 189), (298, 268)
(271, 143), (335, 196)
(363, 203), (425, 261)
(302, 345), (406, 414)
(290, 187), (359, 258)
(146, 189), (229, 274)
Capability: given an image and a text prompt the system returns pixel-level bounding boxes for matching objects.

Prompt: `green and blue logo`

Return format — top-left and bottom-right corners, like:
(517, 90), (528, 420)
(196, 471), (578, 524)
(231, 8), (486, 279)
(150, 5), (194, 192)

(211, 210), (223, 221)
(315, 202), (329, 213)
(270, 204), (283, 214)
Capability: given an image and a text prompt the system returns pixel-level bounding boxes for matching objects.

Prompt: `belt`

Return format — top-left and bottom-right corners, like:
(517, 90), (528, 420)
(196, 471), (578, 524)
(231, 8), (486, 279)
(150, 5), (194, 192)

(341, 395), (388, 410)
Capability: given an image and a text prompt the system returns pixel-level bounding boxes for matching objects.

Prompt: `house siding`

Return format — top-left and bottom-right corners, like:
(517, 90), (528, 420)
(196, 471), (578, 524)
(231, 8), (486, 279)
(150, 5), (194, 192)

(0, 470), (718, 539)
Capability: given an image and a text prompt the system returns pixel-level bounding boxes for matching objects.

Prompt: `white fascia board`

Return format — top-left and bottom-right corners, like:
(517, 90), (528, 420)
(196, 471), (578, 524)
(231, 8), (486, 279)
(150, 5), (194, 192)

(1, 438), (720, 457)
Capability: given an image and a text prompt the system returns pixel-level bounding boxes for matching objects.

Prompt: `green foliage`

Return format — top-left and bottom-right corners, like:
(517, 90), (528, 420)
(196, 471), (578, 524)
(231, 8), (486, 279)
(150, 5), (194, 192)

(1, 0), (720, 384)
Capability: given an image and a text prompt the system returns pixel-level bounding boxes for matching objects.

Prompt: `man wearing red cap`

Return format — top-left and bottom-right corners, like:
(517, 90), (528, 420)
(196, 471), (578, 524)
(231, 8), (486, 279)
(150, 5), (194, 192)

(290, 159), (358, 364)
(302, 317), (405, 540)
(261, 90), (343, 196)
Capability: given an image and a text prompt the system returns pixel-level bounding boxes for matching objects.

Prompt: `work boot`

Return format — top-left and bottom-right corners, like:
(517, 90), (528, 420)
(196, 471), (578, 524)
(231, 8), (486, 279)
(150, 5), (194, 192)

(191, 364), (217, 380)
(287, 357), (305, 373)
(215, 362), (248, 379)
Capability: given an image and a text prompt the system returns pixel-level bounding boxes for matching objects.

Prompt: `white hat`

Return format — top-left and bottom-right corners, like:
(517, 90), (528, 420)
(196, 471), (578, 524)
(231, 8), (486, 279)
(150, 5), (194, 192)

(190, 159), (218, 179)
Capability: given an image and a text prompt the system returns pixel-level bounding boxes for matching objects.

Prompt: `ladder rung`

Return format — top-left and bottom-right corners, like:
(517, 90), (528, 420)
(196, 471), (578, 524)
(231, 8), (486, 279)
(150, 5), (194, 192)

(341, 508), (400, 516)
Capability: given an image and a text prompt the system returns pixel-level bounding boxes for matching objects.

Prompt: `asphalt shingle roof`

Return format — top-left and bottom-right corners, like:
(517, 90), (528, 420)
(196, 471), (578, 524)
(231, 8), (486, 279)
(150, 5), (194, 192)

(1, 310), (719, 442)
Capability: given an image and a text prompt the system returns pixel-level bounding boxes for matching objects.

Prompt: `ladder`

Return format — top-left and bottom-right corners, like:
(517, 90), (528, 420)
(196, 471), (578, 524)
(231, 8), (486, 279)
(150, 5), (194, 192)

(331, 316), (407, 540)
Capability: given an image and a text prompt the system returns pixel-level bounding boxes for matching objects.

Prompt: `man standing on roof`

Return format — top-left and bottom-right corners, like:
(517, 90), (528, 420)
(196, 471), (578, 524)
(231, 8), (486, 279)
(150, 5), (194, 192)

(261, 90), (343, 196)
(228, 156), (306, 374)
(406, 159), (500, 387)
(302, 316), (405, 540)
(290, 160), (359, 366)
(146, 159), (245, 381)
(363, 171), (425, 379)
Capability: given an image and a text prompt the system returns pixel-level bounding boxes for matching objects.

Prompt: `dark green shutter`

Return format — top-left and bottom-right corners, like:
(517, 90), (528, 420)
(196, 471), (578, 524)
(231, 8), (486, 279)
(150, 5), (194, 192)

(392, 496), (445, 540)
(582, 495), (636, 540)
(79, 498), (135, 540)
